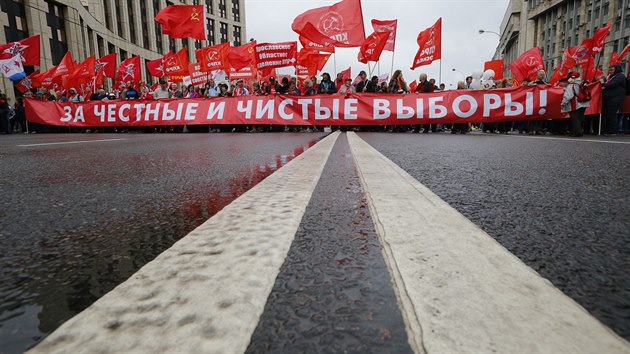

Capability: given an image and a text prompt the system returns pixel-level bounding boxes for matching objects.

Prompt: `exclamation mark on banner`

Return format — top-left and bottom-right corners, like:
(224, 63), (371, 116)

(538, 90), (547, 115)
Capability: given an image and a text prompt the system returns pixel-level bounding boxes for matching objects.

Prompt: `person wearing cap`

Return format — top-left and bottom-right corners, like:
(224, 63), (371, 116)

(561, 71), (589, 137)
(317, 73), (337, 94)
(232, 79), (249, 97)
(338, 78), (356, 95)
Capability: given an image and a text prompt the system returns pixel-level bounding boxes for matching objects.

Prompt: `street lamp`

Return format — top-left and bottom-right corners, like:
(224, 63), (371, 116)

(479, 29), (501, 37)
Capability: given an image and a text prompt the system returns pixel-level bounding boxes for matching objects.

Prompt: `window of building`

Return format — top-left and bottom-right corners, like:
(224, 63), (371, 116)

(46, 1), (68, 65)
(169, 38), (176, 52)
(232, 0), (240, 22)
(104, 0), (113, 30)
(206, 0), (213, 15)
(182, 38), (189, 49)
(220, 22), (228, 43)
(153, 0), (163, 52)
(140, 0), (150, 48)
(97, 35), (105, 57)
(120, 49), (127, 61)
(219, 0), (226, 18)
(207, 19), (215, 45)
(115, 0), (123, 37)
(127, 0), (137, 44)
(1, 0), (29, 42)
(233, 25), (241, 45)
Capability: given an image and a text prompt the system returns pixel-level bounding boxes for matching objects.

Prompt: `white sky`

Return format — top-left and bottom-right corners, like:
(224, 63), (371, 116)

(244, 0), (509, 88)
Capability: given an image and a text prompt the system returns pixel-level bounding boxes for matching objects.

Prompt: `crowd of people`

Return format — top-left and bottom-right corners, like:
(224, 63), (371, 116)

(1, 65), (629, 136)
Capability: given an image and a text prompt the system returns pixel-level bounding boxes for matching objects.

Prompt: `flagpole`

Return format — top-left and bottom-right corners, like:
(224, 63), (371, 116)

(378, 60), (381, 76)
(439, 59), (442, 86)
(390, 50), (395, 78)
(333, 52), (338, 75)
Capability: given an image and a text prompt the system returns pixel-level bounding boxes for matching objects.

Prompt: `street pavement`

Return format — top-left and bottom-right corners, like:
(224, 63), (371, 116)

(2, 131), (630, 353)
(359, 131), (630, 341)
(0, 132), (327, 354)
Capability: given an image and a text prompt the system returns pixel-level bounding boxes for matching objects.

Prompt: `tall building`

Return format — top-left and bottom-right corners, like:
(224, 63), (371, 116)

(0, 0), (246, 101)
(495, 0), (630, 79)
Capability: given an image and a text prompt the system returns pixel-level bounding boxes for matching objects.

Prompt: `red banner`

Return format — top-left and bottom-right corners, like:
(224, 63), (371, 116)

(25, 86), (604, 127)
(155, 5), (206, 40)
(291, 0), (366, 48)
(254, 42), (298, 71)
(298, 36), (335, 54)
(184, 63), (209, 86)
(196, 42), (230, 72)
(509, 47), (545, 83)
(412, 18), (442, 69)
(484, 59), (504, 80)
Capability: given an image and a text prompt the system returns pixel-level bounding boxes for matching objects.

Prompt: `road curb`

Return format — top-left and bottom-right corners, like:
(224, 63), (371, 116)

(347, 131), (630, 354)
(28, 132), (340, 354)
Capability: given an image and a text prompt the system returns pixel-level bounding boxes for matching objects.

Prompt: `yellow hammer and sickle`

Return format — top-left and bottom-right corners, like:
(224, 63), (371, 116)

(191, 8), (200, 21)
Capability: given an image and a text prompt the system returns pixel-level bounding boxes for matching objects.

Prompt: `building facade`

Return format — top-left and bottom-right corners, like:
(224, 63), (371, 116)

(0, 0), (246, 101)
(496, 0), (630, 79)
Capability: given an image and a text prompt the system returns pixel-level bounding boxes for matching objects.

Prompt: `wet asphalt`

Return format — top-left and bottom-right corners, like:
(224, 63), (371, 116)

(359, 132), (630, 341)
(247, 134), (412, 354)
(0, 132), (327, 354)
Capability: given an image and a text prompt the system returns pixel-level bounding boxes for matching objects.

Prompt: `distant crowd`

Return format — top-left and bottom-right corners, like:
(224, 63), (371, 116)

(1, 65), (629, 136)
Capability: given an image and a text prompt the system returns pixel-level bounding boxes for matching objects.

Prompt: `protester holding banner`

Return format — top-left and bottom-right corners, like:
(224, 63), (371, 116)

(317, 73), (337, 94)
(601, 64), (626, 135)
(561, 72), (590, 137)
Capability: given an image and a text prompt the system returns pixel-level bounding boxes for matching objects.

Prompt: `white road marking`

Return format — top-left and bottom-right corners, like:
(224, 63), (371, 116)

(29, 132), (340, 354)
(347, 132), (630, 354)
(18, 138), (127, 147)
(505, 134), (630, 145)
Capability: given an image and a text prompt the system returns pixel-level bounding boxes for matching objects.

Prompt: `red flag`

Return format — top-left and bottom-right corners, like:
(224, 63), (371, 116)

(508, 47), (545, 82)
(52, 52), (75, 78)
(96, 53), (116, 79)
(549, 64), (568, 85)
(411, 18), (442, 69)
(71, 55), (96, 79)
(297, 49), (330, 76)
(610, 52), (622, 65)
(16, 70), (39, 93)
(155, 5), (206, 40)
(409, 80), (417, 92)
(117, 56), (141, 82)
(340, 67), (351, 82)
(196, 42), (230, 72)
(371, 19), (397, 52)
(619, 43), (630, 60)
(147, 57), (165, 77)
(358, 31), (391, 64)
(484, 59), (504, 80)
(0, 35), (40, 66)
(228, 41), (256, 71)
(591, 22), (611, 55)
(298, 36), (335, 54)
(164, 48), (189, 77)
(255, 41), (298, 70)
(291, 0), (366, 48)
(31, 66), (55, 88)
(582, 59), (603, 82)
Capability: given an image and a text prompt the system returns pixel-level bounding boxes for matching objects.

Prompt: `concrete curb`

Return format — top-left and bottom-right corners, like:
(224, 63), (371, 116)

(29, 131), (340, 354)
(347, 132), (630, 354)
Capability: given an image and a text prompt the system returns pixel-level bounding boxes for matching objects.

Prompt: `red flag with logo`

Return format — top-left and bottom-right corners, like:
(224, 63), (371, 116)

(30, 66), (55, 88)
(0, 35), (40, 66)
(291, 0), (366, 48)
(164, 48), (189, 77)
(371, 19), (397, 52)
(549, 64), (568, 85)
(147, 57), (165, 77)
(255, 41), (298, 70)
(96, 53), (116, 79)
(358, 31), (391, 64)
(52, 52), (75, 78)
(228, 41), (257, 71)
(16, 70), (39, 93)
(484, 59), (504, 80)
(117, 56), (141, 82)
(299, 36), (335, 54)
(297, 48), (331, 75)
(591, 22), (611, 55)
(508, 47), (545, 82)
(411, 18), (442, 69)
(196, 42), (230, 72)
(155, 5), (206, 40)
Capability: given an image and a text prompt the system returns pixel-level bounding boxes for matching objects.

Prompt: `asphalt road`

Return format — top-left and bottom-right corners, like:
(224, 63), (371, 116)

(359, 132), (630, 341)
(0, 132), (327, 354)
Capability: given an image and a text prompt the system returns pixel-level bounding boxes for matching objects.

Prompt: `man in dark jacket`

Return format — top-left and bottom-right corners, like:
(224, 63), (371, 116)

(317, 73), (337, 94)
(355, 70), (368, 92)
(601, 64), (626, 135)
(0, 89), (9, 134)
(365, 76), (380, 92)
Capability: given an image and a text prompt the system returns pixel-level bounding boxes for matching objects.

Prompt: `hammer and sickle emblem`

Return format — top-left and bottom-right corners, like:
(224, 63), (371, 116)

(191, 8), (200, 21)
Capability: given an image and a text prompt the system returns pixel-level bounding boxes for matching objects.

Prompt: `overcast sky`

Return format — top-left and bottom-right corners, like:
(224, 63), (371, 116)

(244, 0), (509, 87)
